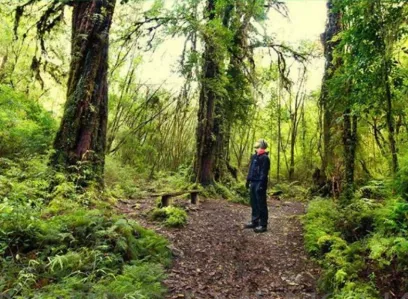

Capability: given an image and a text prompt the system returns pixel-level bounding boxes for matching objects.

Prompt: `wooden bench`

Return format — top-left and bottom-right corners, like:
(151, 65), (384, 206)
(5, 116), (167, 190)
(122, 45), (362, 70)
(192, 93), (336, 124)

(153, 190), (200, 207)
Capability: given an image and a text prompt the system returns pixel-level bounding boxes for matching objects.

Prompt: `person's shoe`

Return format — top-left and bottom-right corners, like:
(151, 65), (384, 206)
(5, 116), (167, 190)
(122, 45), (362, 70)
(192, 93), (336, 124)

(243, 222), (258, 229)
(254, 226), (267, 233)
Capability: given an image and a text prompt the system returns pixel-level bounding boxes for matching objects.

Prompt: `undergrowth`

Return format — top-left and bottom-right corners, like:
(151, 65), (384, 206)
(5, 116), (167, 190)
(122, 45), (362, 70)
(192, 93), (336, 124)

(149, 206), (188, 227)
(0, 156), (171, 298)
(0, 85), (56, 157)
(304, 177), (408, 298)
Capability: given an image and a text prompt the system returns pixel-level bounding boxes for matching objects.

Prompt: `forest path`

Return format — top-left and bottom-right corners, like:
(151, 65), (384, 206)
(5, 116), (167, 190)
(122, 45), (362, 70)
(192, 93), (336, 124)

(118, 198), (320, 299)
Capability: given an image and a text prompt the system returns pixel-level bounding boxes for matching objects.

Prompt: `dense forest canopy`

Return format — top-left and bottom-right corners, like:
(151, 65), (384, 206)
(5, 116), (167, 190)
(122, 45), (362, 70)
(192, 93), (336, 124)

(0, 0), (408, 298)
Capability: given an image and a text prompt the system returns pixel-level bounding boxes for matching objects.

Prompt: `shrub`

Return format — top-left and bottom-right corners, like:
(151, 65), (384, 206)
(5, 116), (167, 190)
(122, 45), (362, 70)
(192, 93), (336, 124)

(104, 156), (143, 199)
(0, 85), (56, 157)
(357, 180), (390, 200)
(305, 195), (408, 297)
(94, 262), (166, 298)
(272, 182), (309, 201)
(149, 206), (188, 227)
(0, 155), (171, 298)
(0, 203), (170, 298)
(303, 198), (339, 257)
(394, 153), (408, 199)
(336, 199), (378, 242)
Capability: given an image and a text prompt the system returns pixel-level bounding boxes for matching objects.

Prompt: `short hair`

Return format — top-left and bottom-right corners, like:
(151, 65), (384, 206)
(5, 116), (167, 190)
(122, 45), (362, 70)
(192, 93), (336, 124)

(257, 139), (268, 149)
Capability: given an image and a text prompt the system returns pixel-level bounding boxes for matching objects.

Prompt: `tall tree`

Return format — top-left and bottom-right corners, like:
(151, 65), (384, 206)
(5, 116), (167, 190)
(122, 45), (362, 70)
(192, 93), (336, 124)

(319, 0), (342, 182)
(194, 0), (221, 185)
(50, 0), (117, 185)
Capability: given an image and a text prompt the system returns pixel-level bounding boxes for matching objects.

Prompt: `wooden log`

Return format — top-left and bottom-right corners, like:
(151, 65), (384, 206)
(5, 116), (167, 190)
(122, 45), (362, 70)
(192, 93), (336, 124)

(161, 195), (171, 207)
(154, 190), (200, 207)
(190, 192), (199, 204)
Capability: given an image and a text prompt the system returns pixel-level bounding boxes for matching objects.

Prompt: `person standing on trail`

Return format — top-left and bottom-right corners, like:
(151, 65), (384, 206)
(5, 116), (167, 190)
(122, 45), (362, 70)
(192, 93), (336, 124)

(244, 139), (270, 233)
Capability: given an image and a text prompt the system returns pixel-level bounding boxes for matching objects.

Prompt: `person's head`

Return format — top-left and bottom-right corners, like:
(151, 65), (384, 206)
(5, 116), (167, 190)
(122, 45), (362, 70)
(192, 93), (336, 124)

(254, 139), (268, 150)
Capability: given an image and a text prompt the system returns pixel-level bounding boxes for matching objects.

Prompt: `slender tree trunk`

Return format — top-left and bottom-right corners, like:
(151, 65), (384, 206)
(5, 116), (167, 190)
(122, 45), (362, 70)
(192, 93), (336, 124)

(213, 105), (228, 181)
(277, 79), (281, 182)
(384, 60), (398, 174)
(343, 109), (358, 202)
(50, 0), (116, 186)
(194, 0), (218, 185)
(289, 69), (306, 181)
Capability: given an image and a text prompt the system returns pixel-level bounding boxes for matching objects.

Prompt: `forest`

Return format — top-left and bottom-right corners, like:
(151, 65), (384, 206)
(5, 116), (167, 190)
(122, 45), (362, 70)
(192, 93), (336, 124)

(0, 0), (407, 298)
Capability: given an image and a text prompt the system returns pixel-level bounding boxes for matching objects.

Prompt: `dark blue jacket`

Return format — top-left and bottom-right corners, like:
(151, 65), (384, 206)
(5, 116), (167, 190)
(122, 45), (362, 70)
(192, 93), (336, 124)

(247, 152), (270, 182)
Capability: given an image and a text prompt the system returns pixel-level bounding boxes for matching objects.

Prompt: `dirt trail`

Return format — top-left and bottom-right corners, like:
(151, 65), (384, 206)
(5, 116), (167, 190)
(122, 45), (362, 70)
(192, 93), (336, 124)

(118, 197), (320, 299)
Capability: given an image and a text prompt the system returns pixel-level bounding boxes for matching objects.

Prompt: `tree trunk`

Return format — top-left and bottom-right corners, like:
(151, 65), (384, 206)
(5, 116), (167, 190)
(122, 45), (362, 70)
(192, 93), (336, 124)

(277, 78), (281, 182)
(194, 0), (218, 186)
(343, 109), (358, 202)
(384, 60), (398, 174)
(50, 0), (116, 186)
(320, 0), (342, 177)
(213, 105), (228, 181)
(289, 69), (306, 181)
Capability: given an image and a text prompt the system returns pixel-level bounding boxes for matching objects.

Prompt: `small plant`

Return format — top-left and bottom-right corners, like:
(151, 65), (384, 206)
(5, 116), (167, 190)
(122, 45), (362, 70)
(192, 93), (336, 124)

(149, 206), (188, 227)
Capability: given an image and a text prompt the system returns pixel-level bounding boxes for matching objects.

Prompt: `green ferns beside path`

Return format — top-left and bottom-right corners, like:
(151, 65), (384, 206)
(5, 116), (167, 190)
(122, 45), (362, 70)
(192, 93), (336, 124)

(0, 157), (171, 298)
(304, 195), (408, 298)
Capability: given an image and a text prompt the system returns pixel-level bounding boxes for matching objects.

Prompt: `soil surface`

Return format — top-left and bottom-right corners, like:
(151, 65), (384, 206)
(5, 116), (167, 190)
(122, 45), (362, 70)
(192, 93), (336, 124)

(117, 196), (320, 299)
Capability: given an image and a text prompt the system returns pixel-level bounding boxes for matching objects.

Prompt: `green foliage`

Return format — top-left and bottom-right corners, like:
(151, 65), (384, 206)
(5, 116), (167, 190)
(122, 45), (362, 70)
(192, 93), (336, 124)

(0, 156), (170, 298)
(0, 201), (171, 297)
(336, 199), (378, 242)
(0, 85), (56, 157)
(394, 153), (408, 199)
(94, 262), (166, 298)
(304, 198), (339, 257)
(357, 180), (390, 200)
(272, 182), (309, 201)
(305, 191), (408, 297)
(332, 282), (379, 299)
(104, 156), (143, 199)
(0, 156), (50, 206)
(200, 181), (249, 205)
(149, 206), (188, 227)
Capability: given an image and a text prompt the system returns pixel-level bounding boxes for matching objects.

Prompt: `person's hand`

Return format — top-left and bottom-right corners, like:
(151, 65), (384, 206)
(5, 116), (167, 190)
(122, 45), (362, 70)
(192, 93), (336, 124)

(245, 181), (250, 189)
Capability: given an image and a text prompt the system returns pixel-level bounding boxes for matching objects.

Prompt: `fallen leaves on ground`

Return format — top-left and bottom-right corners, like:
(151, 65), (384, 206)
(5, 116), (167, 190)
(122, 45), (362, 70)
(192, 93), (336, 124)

(118, 197), (320, 299)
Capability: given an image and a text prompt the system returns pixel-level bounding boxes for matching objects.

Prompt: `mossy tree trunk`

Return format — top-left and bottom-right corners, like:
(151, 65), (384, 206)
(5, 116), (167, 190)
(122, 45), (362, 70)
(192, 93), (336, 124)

(51, 0), (116, 186)
(194, 0), (218, 186)
(383, 60), (398, 175)
(320, 0), (342, 179)
(342, 108), (358, 202)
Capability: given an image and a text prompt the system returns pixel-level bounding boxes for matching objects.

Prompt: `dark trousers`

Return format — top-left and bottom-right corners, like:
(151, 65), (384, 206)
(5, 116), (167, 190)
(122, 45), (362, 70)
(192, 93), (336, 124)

(249, 181), (268, 227)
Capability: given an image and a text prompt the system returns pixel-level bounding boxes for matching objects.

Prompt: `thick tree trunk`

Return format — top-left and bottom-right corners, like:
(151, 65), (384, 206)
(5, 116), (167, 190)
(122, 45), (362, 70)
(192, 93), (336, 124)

(320, 0), (341, 177)
(51, 0), (116, 186)
(194, 0), (218, 186)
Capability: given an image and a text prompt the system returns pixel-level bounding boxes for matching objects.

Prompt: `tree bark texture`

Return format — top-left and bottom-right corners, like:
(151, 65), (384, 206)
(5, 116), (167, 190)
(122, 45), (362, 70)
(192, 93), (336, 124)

(383, 60), (398, 174)
(51, 0), (116, 185)
(194, 0), (218, 185)
(343, 109), (358, 202)
(320, 0), (342, 176)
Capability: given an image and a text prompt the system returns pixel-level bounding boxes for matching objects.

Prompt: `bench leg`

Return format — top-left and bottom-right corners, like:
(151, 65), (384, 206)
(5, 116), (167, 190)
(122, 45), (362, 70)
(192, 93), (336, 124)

(190, 193), (198, 205)
(161, 195), (170, 207)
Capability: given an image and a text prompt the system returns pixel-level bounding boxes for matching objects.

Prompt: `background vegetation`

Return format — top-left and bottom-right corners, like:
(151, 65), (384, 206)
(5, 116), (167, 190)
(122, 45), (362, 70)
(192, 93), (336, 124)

(0, 0), (407, 298)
